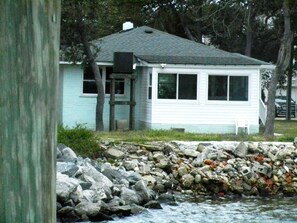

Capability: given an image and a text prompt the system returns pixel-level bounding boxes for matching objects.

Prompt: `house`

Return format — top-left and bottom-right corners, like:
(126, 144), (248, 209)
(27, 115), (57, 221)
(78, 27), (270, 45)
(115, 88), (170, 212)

(59, 23), (274, 134)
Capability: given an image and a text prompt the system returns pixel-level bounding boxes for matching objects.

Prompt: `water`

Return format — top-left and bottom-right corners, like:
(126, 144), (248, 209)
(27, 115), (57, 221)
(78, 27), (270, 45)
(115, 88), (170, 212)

(103, 197), (297, 223)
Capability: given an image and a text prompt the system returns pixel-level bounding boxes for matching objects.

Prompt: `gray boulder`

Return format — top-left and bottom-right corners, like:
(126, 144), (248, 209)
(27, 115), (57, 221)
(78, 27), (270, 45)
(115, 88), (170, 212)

(61, 147), (78, 161)
(134, 180), (155, 204)
(233, 142), (248, 158)
(75, 201), (101, 217)
(57, 162), (79, 177)
(105, 148), (125, 159)
(120, 187), (140, 205)
(56, 173), (82, 202)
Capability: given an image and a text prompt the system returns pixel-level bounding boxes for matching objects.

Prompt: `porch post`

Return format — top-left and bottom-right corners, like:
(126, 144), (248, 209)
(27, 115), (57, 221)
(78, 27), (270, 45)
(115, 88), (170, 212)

(109, 77), (116, 131)
(129, 77), (136, 130)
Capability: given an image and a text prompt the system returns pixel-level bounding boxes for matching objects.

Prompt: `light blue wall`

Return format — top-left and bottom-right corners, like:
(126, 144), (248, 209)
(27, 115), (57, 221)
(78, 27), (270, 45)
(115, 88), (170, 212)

(61, 64), (131, 130)
(60, 64), (260, 134)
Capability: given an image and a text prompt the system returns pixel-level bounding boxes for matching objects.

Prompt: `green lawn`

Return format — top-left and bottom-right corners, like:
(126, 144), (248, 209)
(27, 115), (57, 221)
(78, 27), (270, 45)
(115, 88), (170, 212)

(274, 119), (297, 142)
(96, 120), (297, 143)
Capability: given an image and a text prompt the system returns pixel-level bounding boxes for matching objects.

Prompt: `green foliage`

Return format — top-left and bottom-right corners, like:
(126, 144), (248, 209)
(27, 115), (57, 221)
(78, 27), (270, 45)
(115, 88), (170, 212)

(58, 124), (102, 158)
(96, 120), (296, 143)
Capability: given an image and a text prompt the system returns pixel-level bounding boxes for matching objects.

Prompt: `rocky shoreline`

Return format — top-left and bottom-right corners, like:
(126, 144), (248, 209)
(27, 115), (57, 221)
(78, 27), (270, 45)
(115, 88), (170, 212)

(57, 138), (297, 222)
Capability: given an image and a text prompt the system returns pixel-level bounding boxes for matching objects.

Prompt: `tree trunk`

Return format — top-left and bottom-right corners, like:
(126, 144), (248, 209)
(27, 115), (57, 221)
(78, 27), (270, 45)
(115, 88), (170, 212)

(196, 0), (203, 43)
(79, 23), (105, 131)
(244, 0), (253, 56)
(264, 1), (293, 137)
(286, 43), (294, 120)
(0, 1), (60, 222)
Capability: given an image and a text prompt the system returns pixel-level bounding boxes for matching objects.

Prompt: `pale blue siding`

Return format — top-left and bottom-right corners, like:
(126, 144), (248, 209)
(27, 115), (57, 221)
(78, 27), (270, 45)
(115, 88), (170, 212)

(61, 64), (130, 130)
(60, 64), (262, 134)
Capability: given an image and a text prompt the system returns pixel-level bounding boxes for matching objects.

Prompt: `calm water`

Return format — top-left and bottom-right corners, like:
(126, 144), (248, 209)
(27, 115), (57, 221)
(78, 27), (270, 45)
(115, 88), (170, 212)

(103, 196), (297, 223)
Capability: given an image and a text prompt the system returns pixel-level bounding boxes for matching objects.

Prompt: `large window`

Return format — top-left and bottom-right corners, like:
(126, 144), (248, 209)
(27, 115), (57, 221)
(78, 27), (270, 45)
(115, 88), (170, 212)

(158, 73), (197, 99)
(83, 66), (125, 95)
(208, 75), (248, 101)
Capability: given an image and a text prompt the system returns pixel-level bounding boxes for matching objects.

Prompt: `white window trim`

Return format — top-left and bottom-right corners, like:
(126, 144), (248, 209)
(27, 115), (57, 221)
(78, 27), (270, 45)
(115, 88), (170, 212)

(156, 72), (199, 101)
(206, 74), (250, 104)
(81, 66), (126, 97)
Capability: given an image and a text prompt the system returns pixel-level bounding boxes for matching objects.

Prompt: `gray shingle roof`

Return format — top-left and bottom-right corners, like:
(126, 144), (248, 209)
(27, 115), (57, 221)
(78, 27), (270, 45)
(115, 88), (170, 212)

(93, 26), (270, 66)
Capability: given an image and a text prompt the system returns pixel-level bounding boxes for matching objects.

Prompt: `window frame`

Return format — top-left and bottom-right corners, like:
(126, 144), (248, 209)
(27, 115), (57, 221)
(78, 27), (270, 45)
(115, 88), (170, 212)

(82, 65), (125, 96)
(207, 74), (249, 102)
(148, 73), (152, 100)
(157, 72), (198, 100)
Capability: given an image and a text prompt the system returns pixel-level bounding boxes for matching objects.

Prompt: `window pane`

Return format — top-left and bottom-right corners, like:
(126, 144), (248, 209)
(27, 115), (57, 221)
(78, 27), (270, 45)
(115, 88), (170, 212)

(148, 87), (152, 99)
(148, 73), (152, 99)
(229, 76), (248, 101)
(208, 75), (227, 100)
(83, 65), (95, 80)
(83, 81), (97, 93)
(178, 74), (197, 99)
(83, 65), (102, 94)
(158, 73), (177, 99)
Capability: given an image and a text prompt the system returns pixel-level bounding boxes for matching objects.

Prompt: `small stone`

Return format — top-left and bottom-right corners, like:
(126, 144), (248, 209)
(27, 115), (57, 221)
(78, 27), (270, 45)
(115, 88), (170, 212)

(283, 165), (290, 173)
(197, 144), (206, 152)
(293, 137), (297, 148)
(273, 175), (279, 182)
(105, 148), (125, 159)
(75, 201), (101, 217)
(123, 160), (139, 171)
(194, 174), (202, 183)
(156, 159), (169, 169)
(61, 147), (77, 161)
(267, 152), (277, 162)
(178, 165), (188, 177)
(136, 150), (148, 156)
(233, 142), (248, 158)
(181, 174), (194, 188)
(183, 149), (199, 157)
(207, 152), (218, 160)
(242, 182), (252, 191)
(153, 152), (166, 162)
(144, 201), (162, 209)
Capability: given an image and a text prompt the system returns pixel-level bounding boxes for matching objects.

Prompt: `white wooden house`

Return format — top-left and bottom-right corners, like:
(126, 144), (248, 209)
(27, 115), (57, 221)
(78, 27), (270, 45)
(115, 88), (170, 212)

(59, 24), (273, 133)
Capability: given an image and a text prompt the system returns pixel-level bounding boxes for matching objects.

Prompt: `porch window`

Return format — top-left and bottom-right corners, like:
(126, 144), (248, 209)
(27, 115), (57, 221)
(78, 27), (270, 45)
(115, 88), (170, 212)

(148, 73), (152, 99)
(178, 74), (197, 99)
(158, 73), (197, 99)
(208, 75), (248, 101)
(83, 66), (125, 95)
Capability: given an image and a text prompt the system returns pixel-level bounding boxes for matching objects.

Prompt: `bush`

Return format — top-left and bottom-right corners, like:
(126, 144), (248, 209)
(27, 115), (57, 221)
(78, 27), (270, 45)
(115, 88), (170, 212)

(57, 124), (102, 158)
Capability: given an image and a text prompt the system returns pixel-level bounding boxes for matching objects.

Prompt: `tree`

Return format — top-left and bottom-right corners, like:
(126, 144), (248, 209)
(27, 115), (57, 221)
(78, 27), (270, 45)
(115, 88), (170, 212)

(142, 0), (206, 42)
(264, 0), (294, 137)
(0, 1), (60, 222)
(61, 0), (107, 131)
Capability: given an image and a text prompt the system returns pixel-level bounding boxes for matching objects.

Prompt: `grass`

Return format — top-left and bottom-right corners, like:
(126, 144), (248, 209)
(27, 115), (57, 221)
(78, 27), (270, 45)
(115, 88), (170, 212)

(58, 120), (297, 157)
(274, 119), (297, 142)
(96, 120), (297, 143)
(58, 124), (103, 158)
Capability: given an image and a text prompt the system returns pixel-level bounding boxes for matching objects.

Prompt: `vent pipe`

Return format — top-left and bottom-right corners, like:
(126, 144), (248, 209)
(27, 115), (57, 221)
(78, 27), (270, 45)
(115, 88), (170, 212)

(122, 21), (134, 31)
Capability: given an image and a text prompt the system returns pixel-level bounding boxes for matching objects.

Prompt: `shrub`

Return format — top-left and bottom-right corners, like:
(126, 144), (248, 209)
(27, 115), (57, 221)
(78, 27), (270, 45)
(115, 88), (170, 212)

(57, 124), (102, 158)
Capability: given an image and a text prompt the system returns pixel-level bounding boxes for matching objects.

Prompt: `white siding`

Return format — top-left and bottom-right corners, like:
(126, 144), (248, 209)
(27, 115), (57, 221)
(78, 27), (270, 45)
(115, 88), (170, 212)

(149, 66), (260, 133)
(139, 67), (152, 127)
(60, 64), (262, 133)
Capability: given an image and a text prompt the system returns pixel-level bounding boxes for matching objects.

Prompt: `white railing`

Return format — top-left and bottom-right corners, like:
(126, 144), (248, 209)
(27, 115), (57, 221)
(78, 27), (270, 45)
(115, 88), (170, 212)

(259, 99), (267, 125)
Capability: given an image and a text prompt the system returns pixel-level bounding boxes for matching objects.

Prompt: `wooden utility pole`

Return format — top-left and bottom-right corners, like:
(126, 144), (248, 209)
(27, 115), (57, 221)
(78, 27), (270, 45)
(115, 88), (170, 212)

(0, 1), (60, 223)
